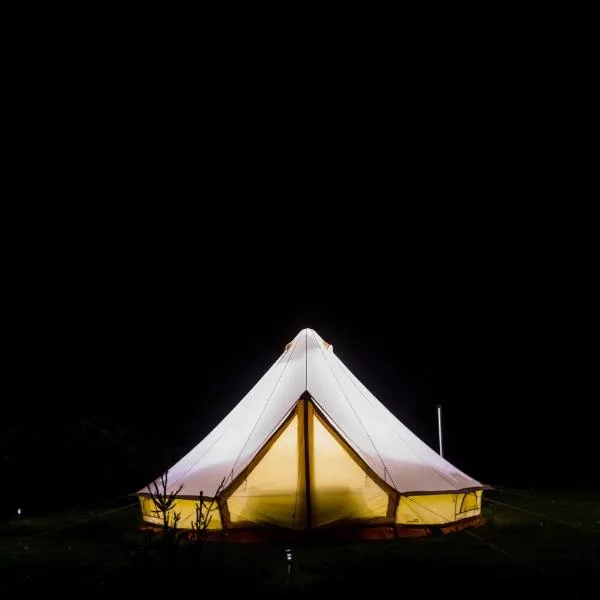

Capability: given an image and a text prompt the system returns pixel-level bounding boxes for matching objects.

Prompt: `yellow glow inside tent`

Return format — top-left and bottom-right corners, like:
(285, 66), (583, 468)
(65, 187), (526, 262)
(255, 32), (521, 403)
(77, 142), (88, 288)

(139, 496), (222, 529)
(395, 490), (482, 525)
(311, 412), (389, 526)
(227, 415), (303, 528)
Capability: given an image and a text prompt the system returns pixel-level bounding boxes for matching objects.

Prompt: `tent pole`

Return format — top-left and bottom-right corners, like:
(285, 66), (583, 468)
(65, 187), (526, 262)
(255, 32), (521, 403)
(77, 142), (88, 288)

(437, 404), (443, 457)
(304, 396), (312, 529)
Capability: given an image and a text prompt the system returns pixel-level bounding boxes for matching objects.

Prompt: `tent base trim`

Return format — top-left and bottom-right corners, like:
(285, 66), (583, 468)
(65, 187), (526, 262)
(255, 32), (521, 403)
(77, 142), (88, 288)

(138, 515), (485, 543)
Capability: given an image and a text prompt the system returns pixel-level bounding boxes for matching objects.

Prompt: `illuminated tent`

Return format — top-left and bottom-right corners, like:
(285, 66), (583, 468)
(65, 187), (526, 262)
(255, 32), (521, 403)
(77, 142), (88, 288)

(138, 329), (483, 538)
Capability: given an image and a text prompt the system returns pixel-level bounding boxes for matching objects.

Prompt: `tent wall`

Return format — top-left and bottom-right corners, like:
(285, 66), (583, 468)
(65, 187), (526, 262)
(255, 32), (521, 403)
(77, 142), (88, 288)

(395, 490), (482, 525)
(226, 413), (305, 528)
(139, 496), (222, 530)
(139, 488), (483, 531)
(139, 392), (482, 532)
(311, 405), (392, 527)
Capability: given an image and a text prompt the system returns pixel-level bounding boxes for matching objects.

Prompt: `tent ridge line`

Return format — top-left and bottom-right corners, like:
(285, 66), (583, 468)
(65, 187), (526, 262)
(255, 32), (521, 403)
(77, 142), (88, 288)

(227, 333), (302, 481)
(162, 349), (293, 492)
(309, 398), (398, 500)
(335, 356), (472, 490)
(311, 330), (396, 488)
(219, 404), (299, 502)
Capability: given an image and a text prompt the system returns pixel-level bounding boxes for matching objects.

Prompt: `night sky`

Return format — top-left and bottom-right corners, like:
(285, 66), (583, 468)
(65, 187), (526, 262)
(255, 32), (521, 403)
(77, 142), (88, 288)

(3, 29), (595, 513)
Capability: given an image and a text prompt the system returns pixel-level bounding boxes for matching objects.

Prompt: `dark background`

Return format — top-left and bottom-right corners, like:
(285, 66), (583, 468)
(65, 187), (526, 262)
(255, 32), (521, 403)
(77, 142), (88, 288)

(2, 21), (595, 518)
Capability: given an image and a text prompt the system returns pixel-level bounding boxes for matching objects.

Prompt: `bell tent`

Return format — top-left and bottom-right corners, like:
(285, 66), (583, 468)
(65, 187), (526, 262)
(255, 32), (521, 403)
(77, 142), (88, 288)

(138, 328), (483, 538)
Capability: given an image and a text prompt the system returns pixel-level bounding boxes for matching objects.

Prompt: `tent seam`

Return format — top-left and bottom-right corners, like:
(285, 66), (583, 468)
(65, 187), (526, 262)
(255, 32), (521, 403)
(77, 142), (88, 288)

(335, 356), (463, 490)
(227, 334), (301, 482)
(309, 330), (398, 490)
(169, 351), (289, 490)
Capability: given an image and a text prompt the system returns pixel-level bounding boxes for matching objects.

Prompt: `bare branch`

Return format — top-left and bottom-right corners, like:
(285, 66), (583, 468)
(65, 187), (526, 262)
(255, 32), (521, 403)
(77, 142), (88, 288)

(190, 476), (226, 544)
(146, 469), (184, 532)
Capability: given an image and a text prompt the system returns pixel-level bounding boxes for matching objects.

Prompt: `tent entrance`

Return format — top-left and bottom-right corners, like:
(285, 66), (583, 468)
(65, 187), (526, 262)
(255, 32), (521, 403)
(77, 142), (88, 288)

(222, 396), (396, 529)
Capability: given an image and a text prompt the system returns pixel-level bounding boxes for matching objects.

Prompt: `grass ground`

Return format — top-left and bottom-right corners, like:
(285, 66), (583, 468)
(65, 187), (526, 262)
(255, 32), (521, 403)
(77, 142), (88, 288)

(1, 489), (598, 597)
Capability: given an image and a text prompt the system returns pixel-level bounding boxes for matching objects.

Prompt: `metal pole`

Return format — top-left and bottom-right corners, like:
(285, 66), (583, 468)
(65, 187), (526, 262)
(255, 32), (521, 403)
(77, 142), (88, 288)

(436, 404), (443, 457)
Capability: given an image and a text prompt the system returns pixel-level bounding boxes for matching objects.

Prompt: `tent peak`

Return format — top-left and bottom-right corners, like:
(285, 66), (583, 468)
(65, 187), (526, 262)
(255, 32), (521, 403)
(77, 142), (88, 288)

(284, 328), (331, 352)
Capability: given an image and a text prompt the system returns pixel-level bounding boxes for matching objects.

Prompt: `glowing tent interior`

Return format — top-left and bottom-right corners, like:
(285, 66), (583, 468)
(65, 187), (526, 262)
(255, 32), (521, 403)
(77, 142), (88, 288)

(138, 328), (484, 539)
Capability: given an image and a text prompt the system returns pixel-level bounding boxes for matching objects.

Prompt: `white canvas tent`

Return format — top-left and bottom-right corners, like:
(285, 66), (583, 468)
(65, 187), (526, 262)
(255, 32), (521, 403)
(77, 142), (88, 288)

(138, 329), (483, 537)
